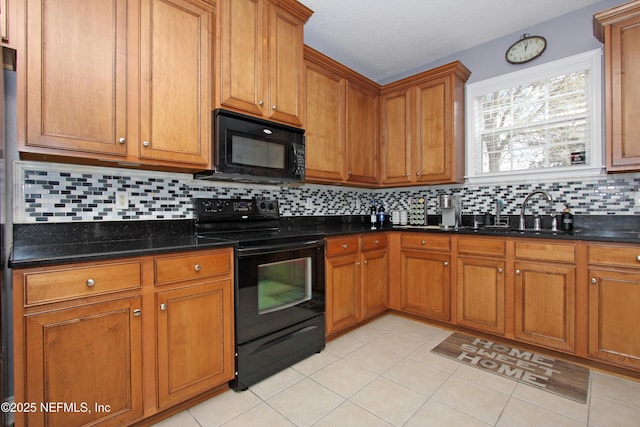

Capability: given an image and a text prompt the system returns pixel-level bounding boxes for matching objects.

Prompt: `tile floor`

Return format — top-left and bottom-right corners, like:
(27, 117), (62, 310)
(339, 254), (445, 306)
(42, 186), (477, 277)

(154, 314), (640, 426)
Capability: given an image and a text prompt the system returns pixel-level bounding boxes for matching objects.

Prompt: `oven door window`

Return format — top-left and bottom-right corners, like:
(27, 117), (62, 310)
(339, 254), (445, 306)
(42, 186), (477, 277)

(258, 257), (311, 314)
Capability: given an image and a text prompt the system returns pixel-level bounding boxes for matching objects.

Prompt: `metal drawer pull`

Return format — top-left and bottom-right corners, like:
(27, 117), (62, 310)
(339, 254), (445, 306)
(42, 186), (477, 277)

(637, 255), (640, 262)
(356, 261), (361, 266)
(515, 269), (521, 275)
(86, 278), (95, 287)
(497, 267), (503, 273)
(421, 240), (426, 245)
(194, 264), (201, 272)
(342, 244), (348, 249)
(364, 259), (368, 265)
(591, 278), (597, 284)
(374, 240), (379, 245)
(444, 261), (449, 266)
(118, 137), (126, 144)
(160, 304), (167, 311)
(133, 309), (141, 317)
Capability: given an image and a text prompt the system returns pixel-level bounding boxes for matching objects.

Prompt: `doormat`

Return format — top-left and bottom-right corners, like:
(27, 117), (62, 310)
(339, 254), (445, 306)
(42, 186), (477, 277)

(432, 333), (590, 403)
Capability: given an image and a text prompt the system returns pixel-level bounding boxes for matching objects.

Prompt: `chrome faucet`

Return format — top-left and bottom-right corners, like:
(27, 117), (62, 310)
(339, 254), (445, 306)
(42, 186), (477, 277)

(519, 190), (553, 231)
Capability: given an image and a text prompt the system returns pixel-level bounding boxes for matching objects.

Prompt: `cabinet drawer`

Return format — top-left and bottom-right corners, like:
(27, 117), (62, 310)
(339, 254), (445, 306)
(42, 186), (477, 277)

(362, 233), (387, 251)
(326, 236), (360, 256)
(401, 233), (450, 252)
(588, 244), (640, 268)
(515, 241), (575, 263)
(155, 250), (232, 286)
(457, 236), (506, 257)
(24, 261), (142, 306)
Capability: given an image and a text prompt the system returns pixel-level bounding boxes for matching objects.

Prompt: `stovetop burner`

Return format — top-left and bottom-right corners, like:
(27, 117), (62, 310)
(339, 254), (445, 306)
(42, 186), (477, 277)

(194, 198), (324, 246)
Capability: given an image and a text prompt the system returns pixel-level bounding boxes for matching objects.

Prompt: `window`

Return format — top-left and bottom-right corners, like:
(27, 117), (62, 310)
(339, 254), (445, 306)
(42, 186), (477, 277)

(465, 49), (603, 183)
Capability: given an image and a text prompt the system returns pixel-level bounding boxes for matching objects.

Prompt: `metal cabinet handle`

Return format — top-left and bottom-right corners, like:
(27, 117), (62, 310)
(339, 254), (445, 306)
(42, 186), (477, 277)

(259, 100), (264, 106)
(194, 264), (201, 272)
(421, 240), (426, 245)
(160, 303), (167, 311)
(443, 261), (449, 267)
(406, 173), (410, 177)
(497, 267), (503, 273)
(118, 137), (126, 144)
(342, 244), (348, 249)
(374, 240), (379, 245)
(348, 170), (352, 175)
(364, 259), (368, 265)
(86, 278), (95, 287)
(416, 172), (421, 176)
(515, 269), (521, 275)
(591, 277), (597, 284)
(637, 255), (640, 262)
(143, 141), (150, 147)
(133, 309), (141, 317)
(272, 105), (277, 110)
(356, 260), (361, 266)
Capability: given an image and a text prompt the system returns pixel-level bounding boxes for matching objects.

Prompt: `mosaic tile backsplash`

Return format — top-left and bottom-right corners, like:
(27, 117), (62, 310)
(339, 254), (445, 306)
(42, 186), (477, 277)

(15, 161), (640, 223)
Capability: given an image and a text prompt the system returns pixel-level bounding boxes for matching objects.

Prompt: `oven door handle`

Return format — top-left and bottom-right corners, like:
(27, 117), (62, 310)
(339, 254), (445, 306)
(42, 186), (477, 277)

(236, 239), (325, 257)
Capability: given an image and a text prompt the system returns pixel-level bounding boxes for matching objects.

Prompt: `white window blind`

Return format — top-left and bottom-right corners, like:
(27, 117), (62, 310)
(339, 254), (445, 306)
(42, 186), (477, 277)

(466, 49), (603, 183)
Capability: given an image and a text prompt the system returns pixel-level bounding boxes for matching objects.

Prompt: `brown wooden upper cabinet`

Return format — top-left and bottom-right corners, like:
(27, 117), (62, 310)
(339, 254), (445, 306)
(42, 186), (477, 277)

(304, 46), (381, 186)
(594, 0), (640, 172)
(217, 0), (312, 127)
(380, 62), (471, 186)
(18, 0), (213, 170)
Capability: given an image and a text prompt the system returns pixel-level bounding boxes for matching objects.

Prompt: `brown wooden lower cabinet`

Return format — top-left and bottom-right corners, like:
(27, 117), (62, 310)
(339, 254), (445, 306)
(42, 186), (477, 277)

(325, 234), (388, 335)
(514, 261), (576, 353)
(23, 297), (143, 427)
(13, 247), (235, 427)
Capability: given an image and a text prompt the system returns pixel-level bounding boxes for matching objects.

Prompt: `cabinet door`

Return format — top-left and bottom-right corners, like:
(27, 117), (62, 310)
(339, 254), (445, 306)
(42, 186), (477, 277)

(362, 249), (388, 319)
(267, 2), (304, 126)
(326, 254), (361, 335)
(24, 0), (128, 155)
(456, 257), (505, 335)
(401, 250), (450, 321)
(218, 0), (264, 116)
(414, 76), (451, 183)
(608, 14), (640, 170)
(380, 88), (413, 185)
(515, 262), (576, 353)
(304, 60), (346, 182)
(345, 81), (379, 185)
(588, 269), (640, 369)
(157, 279), (234, 408)
(24, 297), (143, 427)
(138, 0), (212, 166)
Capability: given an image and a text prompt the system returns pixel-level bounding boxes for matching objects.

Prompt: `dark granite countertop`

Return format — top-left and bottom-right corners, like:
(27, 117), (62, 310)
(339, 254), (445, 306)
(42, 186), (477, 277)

(9, 215), (640, 269)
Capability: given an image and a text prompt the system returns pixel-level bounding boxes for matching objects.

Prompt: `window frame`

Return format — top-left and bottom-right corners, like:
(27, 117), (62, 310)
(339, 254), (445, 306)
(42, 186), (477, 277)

(465, 48), (604, 184)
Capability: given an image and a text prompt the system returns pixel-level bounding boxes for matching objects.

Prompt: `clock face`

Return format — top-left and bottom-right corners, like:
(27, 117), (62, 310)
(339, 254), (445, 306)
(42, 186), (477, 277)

(506, 36), (547, 64)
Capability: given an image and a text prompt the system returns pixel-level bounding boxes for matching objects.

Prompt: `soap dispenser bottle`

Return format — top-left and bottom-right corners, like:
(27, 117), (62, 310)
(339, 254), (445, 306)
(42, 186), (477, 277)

(561, 205), (574, 231)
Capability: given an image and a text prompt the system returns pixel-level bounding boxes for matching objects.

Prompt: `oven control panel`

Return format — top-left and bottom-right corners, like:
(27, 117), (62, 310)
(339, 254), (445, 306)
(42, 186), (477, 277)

(195, 198), (279, 221)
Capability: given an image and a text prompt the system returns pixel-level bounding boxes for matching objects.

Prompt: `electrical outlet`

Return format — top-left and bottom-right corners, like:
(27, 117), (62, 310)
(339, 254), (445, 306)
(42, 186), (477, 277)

(116, 191), (129, 210)
(305, 198), (313, 210)
(634, 192), (640, 206)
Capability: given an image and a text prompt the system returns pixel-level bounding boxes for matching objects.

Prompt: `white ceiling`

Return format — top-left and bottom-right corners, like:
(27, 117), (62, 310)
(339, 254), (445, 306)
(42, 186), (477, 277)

(301, 0), (605, 83)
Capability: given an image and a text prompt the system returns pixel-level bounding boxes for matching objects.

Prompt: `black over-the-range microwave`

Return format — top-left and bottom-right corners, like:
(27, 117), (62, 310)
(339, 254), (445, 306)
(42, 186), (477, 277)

(194, 109), (305, 183)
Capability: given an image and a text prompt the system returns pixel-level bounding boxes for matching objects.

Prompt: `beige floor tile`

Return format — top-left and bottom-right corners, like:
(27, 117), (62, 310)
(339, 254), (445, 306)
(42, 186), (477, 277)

(291, 349), (339, 376)
(187, 389), (261, 426)
(367, 314), (411, 331)
(152, 410), (201, 427)
(404, 400), (491, 427)
(383, 357), (451, 397)
(343, 342), (405, 374)
(350, 376), (428, 426)
(512, 381), (589, 423)
(590, 371), (640, 409)
(408, 341), (461, 374)
(432, 376), (511, 425)
(267, 378), (344, 426)
(324, 333), (367, 357)
(369, 330), (429, 356)
(588, 394), (640, 427)
(249, 367), (306, 401)
(453, 363), (517, 395)
(393, 318), (445, 342)
(221, 402), (295, 427)
(311, 359), (378, 398)
(497, 397), (585, 427)
(345, 322), (390, 342)
(313, 401), (392, 427)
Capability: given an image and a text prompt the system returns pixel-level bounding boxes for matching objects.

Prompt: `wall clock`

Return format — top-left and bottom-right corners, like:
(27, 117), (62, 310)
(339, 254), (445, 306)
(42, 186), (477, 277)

(505, 34), (547, 64)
